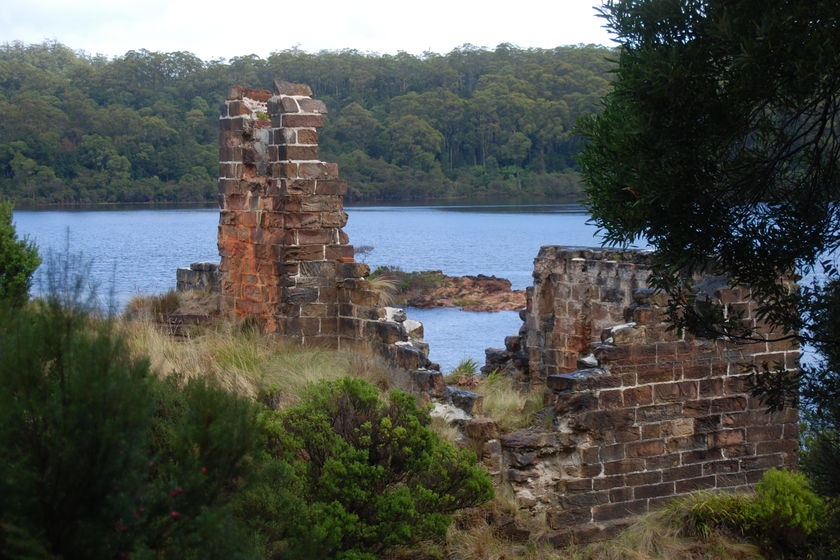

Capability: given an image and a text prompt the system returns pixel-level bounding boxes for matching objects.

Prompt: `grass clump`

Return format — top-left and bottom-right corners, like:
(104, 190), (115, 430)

(474, 372), (545, 432)
(123, 317), (385, 406)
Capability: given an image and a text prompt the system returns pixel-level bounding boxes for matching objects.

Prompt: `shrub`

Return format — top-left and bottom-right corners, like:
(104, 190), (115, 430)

(256, 377), (494, 559)
(0, 298), (157, 559)
(750, 468), (826, 554)
(664, 468), (826, 558)
(0, 266), (264, 559)
(0, 201), (40, 307)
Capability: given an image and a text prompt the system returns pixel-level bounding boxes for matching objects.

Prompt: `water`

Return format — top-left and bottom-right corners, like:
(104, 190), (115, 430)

(13, 203), (616, 372)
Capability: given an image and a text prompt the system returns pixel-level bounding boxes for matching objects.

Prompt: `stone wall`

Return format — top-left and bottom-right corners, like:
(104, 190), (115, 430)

(480, 247), (799, 543)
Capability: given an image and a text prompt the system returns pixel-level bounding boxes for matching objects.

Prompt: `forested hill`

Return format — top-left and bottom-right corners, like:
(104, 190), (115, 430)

(0, 41), (614, 206)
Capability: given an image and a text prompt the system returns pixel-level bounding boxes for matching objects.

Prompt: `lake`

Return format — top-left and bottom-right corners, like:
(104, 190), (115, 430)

(13, 203), (622, 372)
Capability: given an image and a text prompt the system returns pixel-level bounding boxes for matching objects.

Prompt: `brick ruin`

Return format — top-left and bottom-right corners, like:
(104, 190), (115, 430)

(179, 80), (799, 545)
(477, 247), (799, 543)
(214, 80), (439, 381)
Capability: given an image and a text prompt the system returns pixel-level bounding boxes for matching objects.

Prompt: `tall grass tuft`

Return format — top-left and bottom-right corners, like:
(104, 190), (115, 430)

(123, 318), (390, 406)
(475, 372), (545, 432)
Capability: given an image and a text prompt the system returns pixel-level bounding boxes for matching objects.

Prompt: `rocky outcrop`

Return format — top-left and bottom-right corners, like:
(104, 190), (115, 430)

(390, 271), (526, 312)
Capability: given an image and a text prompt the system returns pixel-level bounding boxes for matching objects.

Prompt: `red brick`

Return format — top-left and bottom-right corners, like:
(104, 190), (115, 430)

(625, 440), (665, 458)
(747, 425), (783, 441)
(609, 487), (634, 503)
(599, 389), (623, 409)
(604, 458), (645, 475)
(592, 500), (648, 523)
(625, 471), (662, 486)
(682, 364), (713, 379)
(682, 448), (722, 464)
(636, 403), (683, 422)
(654, 381), (698, 402)
(282, 113), (324, 128)
(277, 145), (320, 161)
(709, 429), (745, 448)
(644, 454), (681, 470)
(755, 439), (799, 454)
(711, 396), (748, 413)
(637, 367), (675, 384)
(662, 464), (703, 482)
(623, 385), (653, 406)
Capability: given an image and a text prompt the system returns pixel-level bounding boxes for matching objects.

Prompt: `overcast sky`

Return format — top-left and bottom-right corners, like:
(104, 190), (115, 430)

(1, 0), (614, 61)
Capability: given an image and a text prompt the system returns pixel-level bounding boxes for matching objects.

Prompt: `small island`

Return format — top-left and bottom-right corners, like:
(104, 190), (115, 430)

(371, 269), (525, 312)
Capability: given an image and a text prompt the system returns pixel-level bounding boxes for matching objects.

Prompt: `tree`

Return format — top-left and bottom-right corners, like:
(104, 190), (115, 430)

(577, 0), (840, 507)
(0, 201), (40, 306)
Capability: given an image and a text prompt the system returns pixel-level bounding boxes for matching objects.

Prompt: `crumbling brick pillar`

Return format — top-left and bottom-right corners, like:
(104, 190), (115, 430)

(217, 80), (370, 344)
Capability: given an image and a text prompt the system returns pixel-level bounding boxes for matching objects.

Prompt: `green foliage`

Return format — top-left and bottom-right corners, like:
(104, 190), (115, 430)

(0, 252), (262, 559)
(0, 201), (39, 306)
(0, 246), (493, 559)
(751, 468), (825, 539)
(371, 266), (446, 294)
(256, 377), (494, 559)
(0, 41), (613, 205)
(578, 0), (840, 339)
(577, 0), (840, 511)
(451, 357), (480, 377)
(666, 469), (826, 558)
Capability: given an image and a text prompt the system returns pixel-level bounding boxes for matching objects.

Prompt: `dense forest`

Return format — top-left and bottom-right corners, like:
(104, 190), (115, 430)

(0, 41), (614, 205)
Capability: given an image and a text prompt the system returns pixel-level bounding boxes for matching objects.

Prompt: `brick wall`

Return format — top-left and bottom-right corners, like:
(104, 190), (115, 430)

(482, 247), (799, 543)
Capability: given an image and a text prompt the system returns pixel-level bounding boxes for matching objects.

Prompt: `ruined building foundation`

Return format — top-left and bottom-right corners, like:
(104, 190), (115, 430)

(480, 247), (799, 543)
(178, 80), (799, 545)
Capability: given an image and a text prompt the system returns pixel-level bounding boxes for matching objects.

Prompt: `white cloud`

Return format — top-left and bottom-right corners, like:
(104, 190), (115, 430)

(1, 0), (614, 60)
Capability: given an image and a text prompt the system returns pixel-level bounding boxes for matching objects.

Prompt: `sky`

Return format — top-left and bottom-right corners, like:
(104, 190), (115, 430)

(1, 0), (614, 61)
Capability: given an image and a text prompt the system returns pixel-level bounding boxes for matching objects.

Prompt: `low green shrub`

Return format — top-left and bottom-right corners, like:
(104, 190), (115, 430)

(253, 377), (494, 559)
(665, 468), (826, 558)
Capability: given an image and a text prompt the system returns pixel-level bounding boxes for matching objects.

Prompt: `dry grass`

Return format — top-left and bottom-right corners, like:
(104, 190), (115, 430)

(572, 504), (762, 560)
(366, 273), (398, 306)
(122, 317), (390, 406)
(447, 484), (561, 560)
(122, 289), (392, 405)
(122, 291), (767, 560)
(475, 373), (546, 432)
(447, 490), (764, 560)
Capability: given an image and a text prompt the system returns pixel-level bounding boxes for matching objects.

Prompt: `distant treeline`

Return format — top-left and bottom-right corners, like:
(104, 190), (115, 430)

(0, 41), (614, 206)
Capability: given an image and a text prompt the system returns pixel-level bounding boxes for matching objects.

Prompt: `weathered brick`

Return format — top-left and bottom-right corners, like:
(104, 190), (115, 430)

(592, 500), (648, 523)
(675, 476), (716, 492)
(634, 482), (675, 499)
(282, 113), (324, 128)
(625, 440), (665, 458)
(654, 381), (698, 402)
(277, 145), (319, 161)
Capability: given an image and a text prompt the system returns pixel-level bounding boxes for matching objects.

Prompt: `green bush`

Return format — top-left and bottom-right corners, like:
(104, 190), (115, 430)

(255, 377), (494, 559)
(667, 468), (826, 558)
(0, 296), (263, 559)
(753, 468), (825, 535)
(0, 201), (40, 307)
(749, 468), (826, 555)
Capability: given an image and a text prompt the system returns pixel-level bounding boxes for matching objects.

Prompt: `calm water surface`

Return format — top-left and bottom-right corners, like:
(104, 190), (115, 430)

(14, 204), (623, 371)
